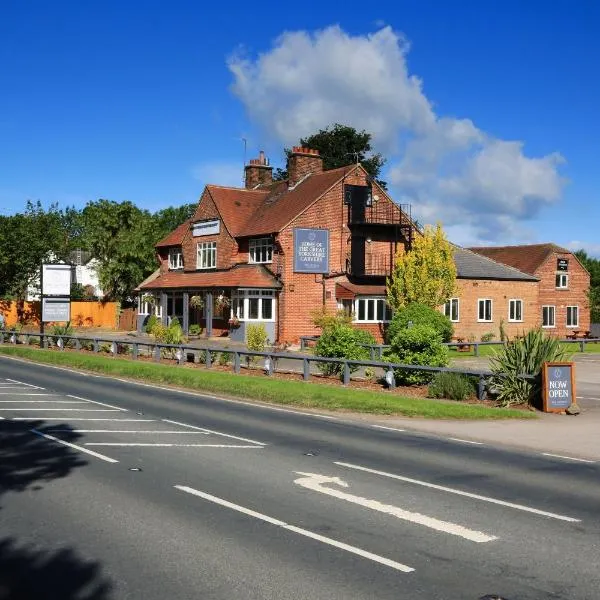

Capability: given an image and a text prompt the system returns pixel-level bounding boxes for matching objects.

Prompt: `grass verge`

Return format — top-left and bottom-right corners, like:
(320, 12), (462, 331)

(450, 341), (600, 359)
(0, 346), (535, 420)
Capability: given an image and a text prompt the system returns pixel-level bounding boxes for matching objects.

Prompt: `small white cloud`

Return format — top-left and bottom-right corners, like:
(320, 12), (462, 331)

(191, 162), (244, 188)
(566, 241), (600, 258)
(229, 25), (566, 246)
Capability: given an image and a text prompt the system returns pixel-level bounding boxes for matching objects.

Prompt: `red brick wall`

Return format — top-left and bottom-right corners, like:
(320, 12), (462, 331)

(184, 189), (237, 271)
(451, 279), (539, 341)
(535, 251), (590, 337)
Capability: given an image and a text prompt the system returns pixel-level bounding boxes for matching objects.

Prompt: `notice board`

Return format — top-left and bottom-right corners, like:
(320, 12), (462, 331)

(541, 362), (575, 412)
(293, 228), (329, 273)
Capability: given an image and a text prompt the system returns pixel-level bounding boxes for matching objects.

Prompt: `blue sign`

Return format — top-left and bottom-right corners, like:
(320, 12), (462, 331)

(545, 364), (573, 410)
(293, 228), (329, 273)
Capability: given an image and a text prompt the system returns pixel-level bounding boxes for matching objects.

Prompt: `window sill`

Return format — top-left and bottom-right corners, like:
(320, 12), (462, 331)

(196, 267), (217, 270)
(508, 319), (523, 323)
(542, 325), (556, 329)
(168, 267), (184, 271)
(477, 320), (493, 323)
(248, 261), (273, 265)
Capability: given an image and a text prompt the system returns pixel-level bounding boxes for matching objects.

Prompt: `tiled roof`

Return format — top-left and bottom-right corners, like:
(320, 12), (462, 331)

(336, 280), (386, 296)
(241, 165), (356, 237)
(139, 264), (282, 290)
(454, 247), (538, 281)
(155, 220), (192, 248)
(134, 268), (161, 291)
(468, 243), (570, 275)
(206, 186), (269, 237)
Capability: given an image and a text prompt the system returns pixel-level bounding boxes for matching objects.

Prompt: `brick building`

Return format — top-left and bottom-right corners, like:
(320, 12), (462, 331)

(137, 148), (590, 344)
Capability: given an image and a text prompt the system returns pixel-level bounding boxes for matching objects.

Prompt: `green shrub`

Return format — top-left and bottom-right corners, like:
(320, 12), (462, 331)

(489, 328), (568, 407)
(247, 324), (269, 352)
(50, 322), (73, 337)
(188, 324), (202, 336)
(314, 324), (375, 376)
(145, 314), (158, 335)
(428, 372), (476, 401)
(384, 324), (449, 385)
(311, 307), (353, 330)
(218, 351), (231, 366)
(99, 343), (112, 353)
(481, 332), (495, 342)
(386, 303), (453, 344)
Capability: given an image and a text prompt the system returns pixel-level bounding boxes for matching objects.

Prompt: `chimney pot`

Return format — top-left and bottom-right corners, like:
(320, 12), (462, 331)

(288, 146), (323, 186)
(244, 150), (273, 189)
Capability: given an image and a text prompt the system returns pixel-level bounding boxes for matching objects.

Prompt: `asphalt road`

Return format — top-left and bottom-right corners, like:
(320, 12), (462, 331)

(1, 355), (599, 600)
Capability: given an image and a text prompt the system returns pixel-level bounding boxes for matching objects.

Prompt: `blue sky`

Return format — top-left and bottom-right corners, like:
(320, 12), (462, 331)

(1, 0), (598, 254)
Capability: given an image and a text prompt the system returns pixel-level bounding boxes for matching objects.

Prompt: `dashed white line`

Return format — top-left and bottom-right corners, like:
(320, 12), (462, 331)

(47, 430), (210, 434)
(66, 394), (128, 411)
(0, 408), (121, 412)
(372, 425), (406, 433)
(174, 485), (414, 573)
(5, 378), (44, 389)
(30, 429), (118, 463)
(162, 419), (266, 446)
(334, 461), (581, 522)
(0, 393), (54, 396)
(541, 453), (595, 464)
(86, 443), (262, 448)
(0, 400), (87, 403)
(11, 417), (155, 422)
(448, 438), (484, 446)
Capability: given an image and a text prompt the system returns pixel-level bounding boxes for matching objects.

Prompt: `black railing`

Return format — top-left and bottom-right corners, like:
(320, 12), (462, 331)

(348, 203), (411, 226)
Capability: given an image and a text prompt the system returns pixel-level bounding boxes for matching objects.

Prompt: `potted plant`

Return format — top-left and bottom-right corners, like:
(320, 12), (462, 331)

(141, 294), (155, 306)
(189, 295), (204, 310)
(215, 293), (230, 313)
(228, 316), (240, 329)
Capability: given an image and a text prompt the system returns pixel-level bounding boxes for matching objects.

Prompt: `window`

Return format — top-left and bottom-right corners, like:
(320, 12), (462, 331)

(444, 298), (460, 322)
(338, 299), (353, 317)
(196, 242), (216, 269)
(508, 299), (523, 322)
(555, 273), (568, 289)
(168, 247), (183, 270)
(353, 297), (392, 323)
(542, 305), (555, 328)
(478, 299), (492, 322)
(249, 238), (273, 264)
(566, 306), (579, 328)
(231, 289), (275, 321)
(138, 295), (151, 315)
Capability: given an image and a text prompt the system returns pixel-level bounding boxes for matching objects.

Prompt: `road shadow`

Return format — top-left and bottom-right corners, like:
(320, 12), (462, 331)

(0, 537), (113, 600)
(0, 420), (87, 500)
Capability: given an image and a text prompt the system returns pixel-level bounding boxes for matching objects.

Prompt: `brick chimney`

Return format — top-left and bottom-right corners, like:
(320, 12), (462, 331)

(288, 146), (323, 187)
(244, 151), (273, 189)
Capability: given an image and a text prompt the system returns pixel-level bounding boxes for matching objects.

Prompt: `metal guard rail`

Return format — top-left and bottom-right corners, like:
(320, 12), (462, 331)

(0, 330), (532, 400)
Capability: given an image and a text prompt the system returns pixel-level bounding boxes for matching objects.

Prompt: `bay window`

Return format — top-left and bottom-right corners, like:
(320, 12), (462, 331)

(231, 289), (275, 321)
(337, 297), (392, 323)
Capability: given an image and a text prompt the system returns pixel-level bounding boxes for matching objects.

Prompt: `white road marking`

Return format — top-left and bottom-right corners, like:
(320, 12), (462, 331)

(294, 472), (496, 543)
(85, 443), (262, 448)
(174, 485), (414, 573)
(577, 396), (600, 401)
(47, 430), (210, 434)
(162, 419), (266, 446)
(11, 417), (156, 422)
(372, 425), (406, 432)
(448, 438), (484, 445)
(30, 429), (118, 463)
(5, 378), (44, 389)
(0, 393), (54, 396)
(66, 394), (128, 411)
(335, 462), (581, 523)
(541, 453), (595, 464)
(0, 408), (121, 412)
(0, 400), (87, 403)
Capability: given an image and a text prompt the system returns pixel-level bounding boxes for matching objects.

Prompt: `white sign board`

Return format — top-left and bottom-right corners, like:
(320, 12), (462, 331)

(192, 220), (220, 237)
(42, 298), (71, 322)
(42, 264), (72, 296)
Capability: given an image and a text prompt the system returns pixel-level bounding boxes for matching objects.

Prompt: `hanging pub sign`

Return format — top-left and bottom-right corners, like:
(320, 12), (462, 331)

(42, 263), (72, 296)
(557, 258), (569, 271)
(541, 362), (575, 412)
(293, 228), (329, 273)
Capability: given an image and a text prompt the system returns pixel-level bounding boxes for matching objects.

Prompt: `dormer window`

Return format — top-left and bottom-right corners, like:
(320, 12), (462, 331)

(168, 247), (183, 270)
(249, 237), (273, 264)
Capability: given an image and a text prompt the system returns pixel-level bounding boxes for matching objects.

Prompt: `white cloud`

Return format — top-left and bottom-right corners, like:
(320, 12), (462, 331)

(228, 25), (566, 245)
(191, 161), (244, 188)
(566, 241), (600, 258)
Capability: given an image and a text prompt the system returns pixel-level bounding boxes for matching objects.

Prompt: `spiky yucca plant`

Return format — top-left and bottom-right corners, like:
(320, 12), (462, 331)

(490, 328), (569, 407)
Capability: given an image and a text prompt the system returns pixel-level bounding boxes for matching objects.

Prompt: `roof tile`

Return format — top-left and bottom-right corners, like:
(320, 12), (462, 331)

(468, 243), (569, 275)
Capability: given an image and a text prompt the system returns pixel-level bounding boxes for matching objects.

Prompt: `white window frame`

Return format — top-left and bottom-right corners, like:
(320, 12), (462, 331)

(508, 299), (523, 323)
(249, 237), (273, 264)
(542, 305), (556, 328)
(138, 295), (151, 315)
(444, 298), (460, 322)
(556, 273), (569, 289)
(351, 297), (392, 323)
(231, 289), (275, 322)
(477, 298), (493, 322)
(196, 241), (217, 270)
(168, 247), (183, 270)
(566, 305), (579, 328)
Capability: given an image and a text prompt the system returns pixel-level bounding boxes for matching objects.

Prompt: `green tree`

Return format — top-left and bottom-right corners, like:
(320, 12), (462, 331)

(575, 250), (600, 322)
(153, 203), (196, 239)
(273, 123), (387, 188)
(0, 201), (71, 299)
(387, 223), (456, 312)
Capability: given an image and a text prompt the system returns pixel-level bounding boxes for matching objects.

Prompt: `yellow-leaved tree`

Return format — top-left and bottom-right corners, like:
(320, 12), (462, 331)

(386, 223), (456, 311)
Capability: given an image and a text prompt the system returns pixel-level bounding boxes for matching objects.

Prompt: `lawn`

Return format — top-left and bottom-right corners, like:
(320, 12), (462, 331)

(449, 341), (600, 359)
(0, 345), (535, 420)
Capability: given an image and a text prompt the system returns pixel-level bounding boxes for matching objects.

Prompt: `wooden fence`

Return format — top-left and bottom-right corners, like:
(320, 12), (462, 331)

(0, 300), (119, 329)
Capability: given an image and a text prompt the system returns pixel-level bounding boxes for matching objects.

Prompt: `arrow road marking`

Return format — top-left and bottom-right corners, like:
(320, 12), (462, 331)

(294, 472), (497, 543)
